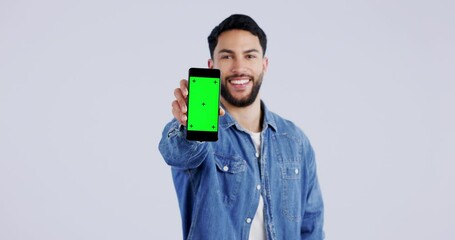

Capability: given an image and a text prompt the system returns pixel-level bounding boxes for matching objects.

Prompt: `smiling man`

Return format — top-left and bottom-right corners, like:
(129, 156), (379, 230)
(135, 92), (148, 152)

(159, 14), (324, 240)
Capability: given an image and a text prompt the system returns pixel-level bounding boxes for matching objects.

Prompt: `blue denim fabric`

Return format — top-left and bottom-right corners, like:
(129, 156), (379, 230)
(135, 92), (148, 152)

(159, 103), (324, 240)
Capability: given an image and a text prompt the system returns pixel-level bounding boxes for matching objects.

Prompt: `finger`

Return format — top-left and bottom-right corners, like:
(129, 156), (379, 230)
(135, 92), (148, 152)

(173, 88), (187, 113)
(219, 107), (225, 116)
(180, 79), (188, 97)
(172, 102), (187, 125)
(172, 100), (187, 126)
(171, 100), (182, 119)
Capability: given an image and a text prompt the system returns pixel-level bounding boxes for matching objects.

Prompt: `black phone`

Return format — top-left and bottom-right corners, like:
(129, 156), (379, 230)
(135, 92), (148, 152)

(186, 68), (221, 142)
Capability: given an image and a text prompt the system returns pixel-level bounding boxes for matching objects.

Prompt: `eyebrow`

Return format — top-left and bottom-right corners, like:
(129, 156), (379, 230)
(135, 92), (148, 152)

(217, 49), (261, 55)
(244, 49), (260, 54)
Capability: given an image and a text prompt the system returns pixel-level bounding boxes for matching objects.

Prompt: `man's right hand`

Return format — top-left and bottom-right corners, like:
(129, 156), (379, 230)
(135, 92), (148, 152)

(171, 79), (225, 126)
(172, 79), (189, 126)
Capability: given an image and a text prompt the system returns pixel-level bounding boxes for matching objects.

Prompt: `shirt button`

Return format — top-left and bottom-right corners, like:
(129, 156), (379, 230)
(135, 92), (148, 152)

(223, 165), (229, 172)
(246, 218), (252, 224)
(256, 184), (261, 190)
(255, 152), (260, 158)
(295, 168), (299, 174)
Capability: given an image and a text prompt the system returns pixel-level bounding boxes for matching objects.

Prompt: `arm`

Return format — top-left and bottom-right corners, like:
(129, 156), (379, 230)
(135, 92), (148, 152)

(158, 119), (209, 169)
(301, 140), (325, 240)
(158, 79), (224, 170)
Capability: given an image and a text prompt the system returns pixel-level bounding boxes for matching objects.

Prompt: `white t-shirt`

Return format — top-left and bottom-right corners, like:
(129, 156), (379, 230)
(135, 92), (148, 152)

(248, 131), (266, 240)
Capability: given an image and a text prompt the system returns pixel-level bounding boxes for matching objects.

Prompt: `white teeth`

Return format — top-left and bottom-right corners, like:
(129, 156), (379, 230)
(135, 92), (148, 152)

(230, 79), (249, 85)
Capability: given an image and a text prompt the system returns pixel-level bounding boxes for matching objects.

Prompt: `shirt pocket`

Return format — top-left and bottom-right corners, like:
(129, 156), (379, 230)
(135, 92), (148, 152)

(214, 153), (247, 206)
(281, 162), (302, 221)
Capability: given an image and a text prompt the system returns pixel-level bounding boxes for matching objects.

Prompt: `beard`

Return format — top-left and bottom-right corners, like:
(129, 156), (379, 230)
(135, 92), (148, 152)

(221, 72), (264, 107)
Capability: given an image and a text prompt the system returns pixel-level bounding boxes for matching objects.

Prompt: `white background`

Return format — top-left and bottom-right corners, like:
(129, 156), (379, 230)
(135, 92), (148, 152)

(1, 0), (454, 239)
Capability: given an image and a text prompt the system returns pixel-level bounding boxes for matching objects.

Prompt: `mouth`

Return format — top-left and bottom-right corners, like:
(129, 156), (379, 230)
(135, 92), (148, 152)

(229, 79), (251, 85)
(227, 76), (252, 87)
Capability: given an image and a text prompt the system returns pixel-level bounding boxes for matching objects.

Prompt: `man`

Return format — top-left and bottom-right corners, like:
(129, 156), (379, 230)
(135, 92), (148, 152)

(159, 14), (324, 240)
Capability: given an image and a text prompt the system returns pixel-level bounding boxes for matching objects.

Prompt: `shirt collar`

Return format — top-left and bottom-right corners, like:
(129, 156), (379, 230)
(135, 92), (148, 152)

(219, 101), (278, 132)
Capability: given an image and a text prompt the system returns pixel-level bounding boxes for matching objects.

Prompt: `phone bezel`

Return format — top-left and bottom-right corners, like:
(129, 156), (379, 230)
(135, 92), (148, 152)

(186, 68), (221, 142)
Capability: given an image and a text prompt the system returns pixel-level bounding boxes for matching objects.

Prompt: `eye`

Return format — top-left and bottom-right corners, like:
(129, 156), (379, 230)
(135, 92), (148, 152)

(220, 55), (232, 60)
(246, 54), (257, 59)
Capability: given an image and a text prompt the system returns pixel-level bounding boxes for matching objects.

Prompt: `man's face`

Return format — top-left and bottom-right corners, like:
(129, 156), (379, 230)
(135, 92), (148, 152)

(209, 30), (268, 107)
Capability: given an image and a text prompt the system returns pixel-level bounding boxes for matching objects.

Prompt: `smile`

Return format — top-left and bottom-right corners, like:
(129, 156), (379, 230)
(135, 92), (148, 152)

(229, 79), (251, 85)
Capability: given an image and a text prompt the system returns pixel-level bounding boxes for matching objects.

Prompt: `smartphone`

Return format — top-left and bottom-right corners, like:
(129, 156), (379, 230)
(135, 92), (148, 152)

(186, 68), (221, 142)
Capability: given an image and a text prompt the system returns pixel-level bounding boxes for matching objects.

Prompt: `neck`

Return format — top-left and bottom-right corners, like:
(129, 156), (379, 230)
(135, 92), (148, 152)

(221, 97), (263, 133)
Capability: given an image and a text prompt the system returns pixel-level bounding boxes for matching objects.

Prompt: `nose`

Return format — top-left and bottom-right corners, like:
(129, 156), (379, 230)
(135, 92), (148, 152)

(231, 58), (248, 75)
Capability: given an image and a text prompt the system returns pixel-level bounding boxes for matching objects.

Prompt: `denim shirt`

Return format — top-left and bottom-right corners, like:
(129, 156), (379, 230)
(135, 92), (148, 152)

(159, 103), (324, 240)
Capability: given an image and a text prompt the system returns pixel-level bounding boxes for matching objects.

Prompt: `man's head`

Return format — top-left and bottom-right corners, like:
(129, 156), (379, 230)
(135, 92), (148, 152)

(207, 14), (268, 108)
(208, 14), (267, 59)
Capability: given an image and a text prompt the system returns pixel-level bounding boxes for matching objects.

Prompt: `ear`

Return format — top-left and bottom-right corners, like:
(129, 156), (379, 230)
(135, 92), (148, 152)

(208, 59), (214, 69)
(263, 56), (269, 72)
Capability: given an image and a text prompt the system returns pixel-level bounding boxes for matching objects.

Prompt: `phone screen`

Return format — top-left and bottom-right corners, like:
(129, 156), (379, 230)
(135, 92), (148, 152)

(186, 68), (221, 141)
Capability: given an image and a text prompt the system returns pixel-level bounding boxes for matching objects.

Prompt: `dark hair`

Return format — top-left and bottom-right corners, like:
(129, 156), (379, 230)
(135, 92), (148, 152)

(208, 14), (267, 59)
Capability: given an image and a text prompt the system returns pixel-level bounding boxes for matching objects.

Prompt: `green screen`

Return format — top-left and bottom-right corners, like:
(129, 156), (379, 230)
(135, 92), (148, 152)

(187, 76), (220, 132)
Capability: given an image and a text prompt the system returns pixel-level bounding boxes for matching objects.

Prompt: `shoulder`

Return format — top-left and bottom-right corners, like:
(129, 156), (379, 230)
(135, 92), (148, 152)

(267, 110), (310, 143)
(266, 110), (316, 165)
